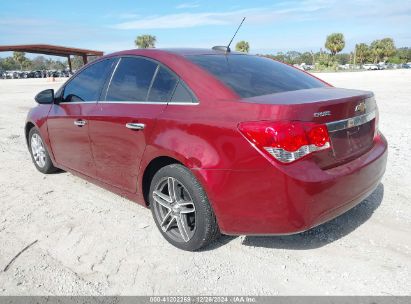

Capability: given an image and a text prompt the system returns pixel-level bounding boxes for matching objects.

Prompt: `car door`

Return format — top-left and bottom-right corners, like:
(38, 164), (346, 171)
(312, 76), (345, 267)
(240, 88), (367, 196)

(88, 56), (179, 193)
(47, 58), (115, 176)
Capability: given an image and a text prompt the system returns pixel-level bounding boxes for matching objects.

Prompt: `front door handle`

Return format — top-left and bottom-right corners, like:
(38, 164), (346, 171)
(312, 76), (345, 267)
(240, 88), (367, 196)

(126, 123), (145, 130)
(74, 119), (87, 127)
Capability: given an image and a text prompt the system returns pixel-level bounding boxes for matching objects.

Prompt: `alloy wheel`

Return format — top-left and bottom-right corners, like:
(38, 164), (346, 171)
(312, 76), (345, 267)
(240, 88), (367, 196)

(152, 177), (196, 242)
(31, 133), (47, 168)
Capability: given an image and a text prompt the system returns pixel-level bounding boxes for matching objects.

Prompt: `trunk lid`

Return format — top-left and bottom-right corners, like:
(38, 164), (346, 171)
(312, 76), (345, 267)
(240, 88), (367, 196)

(243, 87), (378, 168)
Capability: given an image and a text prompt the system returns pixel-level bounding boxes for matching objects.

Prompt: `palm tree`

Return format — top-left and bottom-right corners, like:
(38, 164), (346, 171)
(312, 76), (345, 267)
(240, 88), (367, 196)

(370, 38), (396, 63)
(135, 35), (157, 49)
(13, 51), (27, 70)
(235, 41), (250, 53)
(380, 38), (396, 62)
(370, 40), (383, 63)
(325, 33), (345, 56)
(355, 43), (370, 64)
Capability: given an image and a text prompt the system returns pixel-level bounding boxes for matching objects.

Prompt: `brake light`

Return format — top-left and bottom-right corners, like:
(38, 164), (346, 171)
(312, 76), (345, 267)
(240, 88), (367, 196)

(238, 121), (331, 163)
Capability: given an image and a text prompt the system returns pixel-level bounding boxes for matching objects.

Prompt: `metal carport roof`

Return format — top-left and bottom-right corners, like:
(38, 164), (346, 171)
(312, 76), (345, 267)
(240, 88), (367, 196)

(0, 44), (104, 71)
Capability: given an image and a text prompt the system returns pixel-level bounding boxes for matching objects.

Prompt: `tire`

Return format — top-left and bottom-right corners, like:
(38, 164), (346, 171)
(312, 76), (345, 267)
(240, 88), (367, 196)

(149, 164), (220, 251)
(28, 128), (58, 174)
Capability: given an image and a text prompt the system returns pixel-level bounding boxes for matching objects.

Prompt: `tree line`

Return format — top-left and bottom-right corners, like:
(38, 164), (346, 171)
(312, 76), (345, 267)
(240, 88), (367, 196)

(133, 34), (250, 53)
(268, 35), (410, 70)
(132, 33), (411, 67)
(0, 53), (98, 71)
(1, 33), (410, 71)
(0, 52), (68, 71)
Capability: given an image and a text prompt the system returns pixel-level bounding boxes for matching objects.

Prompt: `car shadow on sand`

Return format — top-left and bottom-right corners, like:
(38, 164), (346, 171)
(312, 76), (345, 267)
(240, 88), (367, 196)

(204, 183), (384, 251)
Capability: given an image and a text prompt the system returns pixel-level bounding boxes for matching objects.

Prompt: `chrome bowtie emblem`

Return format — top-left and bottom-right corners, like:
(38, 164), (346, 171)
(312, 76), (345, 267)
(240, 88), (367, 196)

(355, 102), (366, 112)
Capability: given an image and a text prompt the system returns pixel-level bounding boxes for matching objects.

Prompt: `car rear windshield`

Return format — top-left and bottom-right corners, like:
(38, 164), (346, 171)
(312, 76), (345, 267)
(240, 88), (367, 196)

(187, 54), (325, 98)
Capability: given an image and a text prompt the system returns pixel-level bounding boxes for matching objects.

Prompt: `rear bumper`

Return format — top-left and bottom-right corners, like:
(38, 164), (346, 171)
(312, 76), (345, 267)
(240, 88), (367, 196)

(194, 133), (387, 235)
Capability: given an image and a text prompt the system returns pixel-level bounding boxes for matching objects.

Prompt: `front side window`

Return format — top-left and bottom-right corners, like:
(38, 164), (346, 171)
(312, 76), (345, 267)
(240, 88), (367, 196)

(62, 59), (114, 102)
(187, 55), (325, 98)
(105, 57), (157, 101)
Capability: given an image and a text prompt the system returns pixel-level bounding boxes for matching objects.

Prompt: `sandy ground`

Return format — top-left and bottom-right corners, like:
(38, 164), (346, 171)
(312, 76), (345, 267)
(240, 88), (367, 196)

(0, 70), (410, 296)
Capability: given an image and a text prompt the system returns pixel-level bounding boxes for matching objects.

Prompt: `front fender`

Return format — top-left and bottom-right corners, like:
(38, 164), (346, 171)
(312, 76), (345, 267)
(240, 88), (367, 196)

(25, 104), (56, 164)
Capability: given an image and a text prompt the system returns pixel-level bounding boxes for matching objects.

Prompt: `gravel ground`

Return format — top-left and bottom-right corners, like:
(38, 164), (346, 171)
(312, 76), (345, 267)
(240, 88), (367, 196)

(0, 70), (410, 295)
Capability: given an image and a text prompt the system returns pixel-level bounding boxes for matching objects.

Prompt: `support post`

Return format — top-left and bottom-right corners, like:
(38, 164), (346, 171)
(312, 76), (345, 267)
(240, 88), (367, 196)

(82, 55), (88, 65)
(67, 55), (72, 73)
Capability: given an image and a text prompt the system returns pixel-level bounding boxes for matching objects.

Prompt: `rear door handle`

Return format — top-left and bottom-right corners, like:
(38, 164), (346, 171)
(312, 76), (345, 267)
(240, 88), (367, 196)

(126, 123), (145, 130)
(74, 119), (87, 127)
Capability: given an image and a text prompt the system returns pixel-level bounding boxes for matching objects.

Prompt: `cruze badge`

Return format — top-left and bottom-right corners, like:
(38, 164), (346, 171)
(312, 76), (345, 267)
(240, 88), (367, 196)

(355, 102), (366, 112)
(313, 111), (331, 117)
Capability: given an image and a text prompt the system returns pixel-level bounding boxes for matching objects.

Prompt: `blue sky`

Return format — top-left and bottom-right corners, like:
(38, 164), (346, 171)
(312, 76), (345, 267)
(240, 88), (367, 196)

(1, 0), (410, 57)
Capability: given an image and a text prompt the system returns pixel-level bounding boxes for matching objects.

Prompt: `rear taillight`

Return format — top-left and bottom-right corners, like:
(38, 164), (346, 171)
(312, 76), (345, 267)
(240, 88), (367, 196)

(238, 121), (331, 163)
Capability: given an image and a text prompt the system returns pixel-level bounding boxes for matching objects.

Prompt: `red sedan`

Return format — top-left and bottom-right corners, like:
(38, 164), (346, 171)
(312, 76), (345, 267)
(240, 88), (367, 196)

(26, 48), (387, 251)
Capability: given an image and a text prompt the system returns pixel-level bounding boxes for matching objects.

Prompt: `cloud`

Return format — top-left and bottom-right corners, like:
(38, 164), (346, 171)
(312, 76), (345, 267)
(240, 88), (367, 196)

(111, 0), (411, 30)
(118, 13), (141, 20)
(176, 2), (200, 9)
(111, 4), (327, 30)
(112, 12), (228, 29)
(0, 18), (53, 26)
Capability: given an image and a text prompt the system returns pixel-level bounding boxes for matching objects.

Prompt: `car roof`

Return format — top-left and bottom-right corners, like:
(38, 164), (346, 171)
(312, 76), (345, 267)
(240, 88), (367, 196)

(98, 47), (243, 101)
(107, 48), (245, 57)
(163, 48), (245, 56)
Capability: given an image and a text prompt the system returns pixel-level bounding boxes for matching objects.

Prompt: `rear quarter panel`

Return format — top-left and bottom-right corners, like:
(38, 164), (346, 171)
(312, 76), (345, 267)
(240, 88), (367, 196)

(142, 100), (272, 171)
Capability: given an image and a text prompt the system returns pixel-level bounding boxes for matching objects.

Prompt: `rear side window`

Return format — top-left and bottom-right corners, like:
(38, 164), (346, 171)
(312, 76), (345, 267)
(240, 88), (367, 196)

(171, 81), (196, 103)
(187, 55), (325, 98)
(148, 67), (178, 102)
(62, 59), (114, 102)
(106, 57), (157, 101)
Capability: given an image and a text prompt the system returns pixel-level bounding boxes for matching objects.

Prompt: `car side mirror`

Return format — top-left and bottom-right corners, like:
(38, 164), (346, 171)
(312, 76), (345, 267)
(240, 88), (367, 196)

(35, 89), (55, 104)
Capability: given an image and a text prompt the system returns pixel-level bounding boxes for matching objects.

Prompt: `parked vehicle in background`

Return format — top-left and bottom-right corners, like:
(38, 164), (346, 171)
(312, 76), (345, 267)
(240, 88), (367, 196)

(303, 64), (314, 71)
(26, 71), (35, 78)
(377, 62), (387, 70)
(386, 63), (398, 69)
(293, 63), (303, 70)
(57, 69), (71, 77)
(362, 64), (379, 70)
(291, 63), (314, 71)
(20, 71), (29, 78)
(11, 71), (20, 79)
(5, 71), (14, 79)
(338, 64), (351, 70)
(46, 70), (56, 78)
(32, 70), (43, 78)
